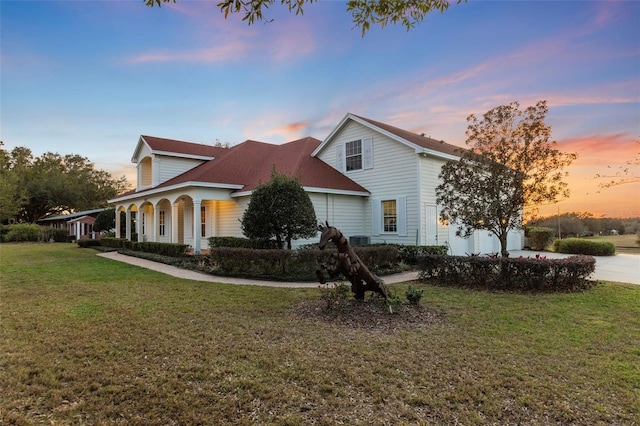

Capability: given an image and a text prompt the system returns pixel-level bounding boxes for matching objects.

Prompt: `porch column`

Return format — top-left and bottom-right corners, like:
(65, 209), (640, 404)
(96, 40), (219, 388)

(154, 207), (160, 242)
(136, 210), (143, 242)
(171, 203), (179, 244)
(125, 209), (132, 240)
(115, 208), (121, 238)
(193, 199), (202, 254)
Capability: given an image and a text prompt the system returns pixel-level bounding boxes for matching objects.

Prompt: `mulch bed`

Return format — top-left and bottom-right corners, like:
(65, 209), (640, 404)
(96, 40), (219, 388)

(288, 297), (447, 334)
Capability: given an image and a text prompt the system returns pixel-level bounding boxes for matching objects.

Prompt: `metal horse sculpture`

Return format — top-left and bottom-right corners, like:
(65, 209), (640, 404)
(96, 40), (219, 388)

(316, 222), (390, 300)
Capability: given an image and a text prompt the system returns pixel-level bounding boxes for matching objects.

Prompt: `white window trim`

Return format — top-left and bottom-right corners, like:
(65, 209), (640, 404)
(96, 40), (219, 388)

(372, 196), (407, 237)
(336, 137), (374, 173)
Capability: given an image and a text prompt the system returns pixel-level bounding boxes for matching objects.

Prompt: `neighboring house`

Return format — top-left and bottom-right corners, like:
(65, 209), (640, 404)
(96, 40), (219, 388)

(108, 113), (524, 254)
(36, 208), (105, 241)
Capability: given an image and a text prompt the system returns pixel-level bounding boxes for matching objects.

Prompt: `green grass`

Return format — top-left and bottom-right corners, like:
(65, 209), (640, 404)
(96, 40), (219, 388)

(588, 234), (640, 254)
(1, 243), (639, 425)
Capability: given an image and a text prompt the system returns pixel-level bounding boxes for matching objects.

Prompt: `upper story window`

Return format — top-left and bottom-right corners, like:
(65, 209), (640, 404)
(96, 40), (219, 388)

(336, 137), (373, 173)
(345, 140), (362, 171)
(139, 157), (153, 188)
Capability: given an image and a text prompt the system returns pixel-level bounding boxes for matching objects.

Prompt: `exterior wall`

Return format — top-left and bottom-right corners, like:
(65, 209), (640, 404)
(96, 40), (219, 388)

(316, 120), (420, 245)
(154, 155), (205, 186)
(419, 155), (448, 246)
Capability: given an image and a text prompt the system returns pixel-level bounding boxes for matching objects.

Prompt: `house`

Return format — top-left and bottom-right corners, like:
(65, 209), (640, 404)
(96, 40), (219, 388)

(36, 208), (106, 241)
(108, 113), (524, 255)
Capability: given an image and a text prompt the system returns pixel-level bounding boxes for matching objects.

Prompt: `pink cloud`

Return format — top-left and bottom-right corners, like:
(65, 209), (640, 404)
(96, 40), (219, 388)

(125, 40), (248, 64)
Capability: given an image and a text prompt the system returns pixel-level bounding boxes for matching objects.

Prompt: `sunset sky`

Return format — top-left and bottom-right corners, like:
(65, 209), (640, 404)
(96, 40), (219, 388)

(1, 0), (639, 218)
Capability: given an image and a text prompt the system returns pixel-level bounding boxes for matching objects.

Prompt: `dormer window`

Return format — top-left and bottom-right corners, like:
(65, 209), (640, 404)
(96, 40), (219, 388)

(139, 157), (153, 188)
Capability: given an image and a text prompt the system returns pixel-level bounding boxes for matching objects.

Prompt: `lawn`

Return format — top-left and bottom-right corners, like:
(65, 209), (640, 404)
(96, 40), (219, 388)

(588, 234), (640, 254)
(1, 243), (639, 425)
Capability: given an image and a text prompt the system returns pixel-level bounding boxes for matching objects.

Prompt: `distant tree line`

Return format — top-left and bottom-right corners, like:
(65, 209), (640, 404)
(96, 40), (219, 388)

(526, 212), (640, 237)
(0, 141), (130, 223)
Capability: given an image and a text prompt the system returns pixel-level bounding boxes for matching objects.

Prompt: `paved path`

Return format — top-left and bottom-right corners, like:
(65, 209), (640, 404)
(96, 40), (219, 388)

(97, 250), (639, 287)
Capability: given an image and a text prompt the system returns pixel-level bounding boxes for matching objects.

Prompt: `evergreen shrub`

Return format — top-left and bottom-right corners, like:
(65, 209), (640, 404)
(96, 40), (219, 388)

(527, 227), (555, 250)
(552, 238), (615, 256)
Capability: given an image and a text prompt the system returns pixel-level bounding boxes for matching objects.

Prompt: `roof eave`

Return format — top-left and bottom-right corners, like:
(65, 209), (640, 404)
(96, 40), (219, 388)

(108, 181), (244, 203)
(231, 186), (370, 198)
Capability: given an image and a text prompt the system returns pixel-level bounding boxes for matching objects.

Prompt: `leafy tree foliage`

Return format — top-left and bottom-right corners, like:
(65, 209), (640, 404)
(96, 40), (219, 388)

(241, 169), (317, 249)
(0, 144), (130, 223)
(145, 0), (463, 36)
(436, 101), (577, 257)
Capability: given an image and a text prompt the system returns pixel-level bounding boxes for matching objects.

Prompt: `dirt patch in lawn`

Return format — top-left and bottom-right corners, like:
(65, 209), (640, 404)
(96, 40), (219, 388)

(288, 297), (447, 333)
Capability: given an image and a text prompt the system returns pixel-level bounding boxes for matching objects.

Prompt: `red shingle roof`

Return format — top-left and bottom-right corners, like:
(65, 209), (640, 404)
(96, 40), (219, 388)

(141, 135), (229, 158)
(353, 115), (465, 158)
(142, 136), (368, 195)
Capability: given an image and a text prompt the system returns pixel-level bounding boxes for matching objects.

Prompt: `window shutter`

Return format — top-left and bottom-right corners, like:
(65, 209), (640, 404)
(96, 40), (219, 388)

(397, 196), (407, 237)
(363, 137), (373, 170)
(335, 145), (345, 173)
(371, 198), (381, 236)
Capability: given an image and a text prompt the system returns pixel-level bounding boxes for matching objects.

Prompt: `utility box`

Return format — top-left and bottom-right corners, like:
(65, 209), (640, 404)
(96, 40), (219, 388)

(349, 235), (370, 246)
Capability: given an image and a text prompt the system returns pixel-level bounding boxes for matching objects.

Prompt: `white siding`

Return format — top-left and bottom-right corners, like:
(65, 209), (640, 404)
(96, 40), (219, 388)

(216, 199), (245, 237)
(155, 155), (206, 186)
(419, 155), (450, 246)
(316, 121), (420, 245)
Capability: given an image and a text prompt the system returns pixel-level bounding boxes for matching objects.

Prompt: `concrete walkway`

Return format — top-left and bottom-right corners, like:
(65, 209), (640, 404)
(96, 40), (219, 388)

(97, 250), (639, 287)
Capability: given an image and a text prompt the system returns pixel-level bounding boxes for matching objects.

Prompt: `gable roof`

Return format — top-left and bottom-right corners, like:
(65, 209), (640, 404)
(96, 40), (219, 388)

(115, 136), (369, 201)
(131, 135), (229, 162)
(312, 113), (465, 160)
(37, 208), (106, 222)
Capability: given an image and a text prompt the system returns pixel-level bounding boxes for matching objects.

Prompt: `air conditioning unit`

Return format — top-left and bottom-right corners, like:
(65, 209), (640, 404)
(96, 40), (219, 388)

(349, 235), (370, 246)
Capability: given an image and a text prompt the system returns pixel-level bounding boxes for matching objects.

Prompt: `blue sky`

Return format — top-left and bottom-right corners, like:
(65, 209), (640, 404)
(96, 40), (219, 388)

(1, 0), (639, 217)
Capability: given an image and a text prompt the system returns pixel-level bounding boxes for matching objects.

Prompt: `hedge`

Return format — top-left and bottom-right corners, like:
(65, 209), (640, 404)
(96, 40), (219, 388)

(552, 238), (616, 256)
(100, 237), (189, 257)
(417, 254), (596, 292)
(77, 239), (102, 248)
(208, 236), (280, 249)
(205, 245), (405, 281)
(0, 224), (68, 243)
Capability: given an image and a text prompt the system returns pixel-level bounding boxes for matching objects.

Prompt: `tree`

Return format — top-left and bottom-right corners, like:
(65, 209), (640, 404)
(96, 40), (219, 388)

(595, 139), (639, 190)
(241, 168), (318, 249)
(145, 0), (463, 36)
(436, 101), (577, 257)
(0, 142), (28, 223)
(0, 145), (130, 223)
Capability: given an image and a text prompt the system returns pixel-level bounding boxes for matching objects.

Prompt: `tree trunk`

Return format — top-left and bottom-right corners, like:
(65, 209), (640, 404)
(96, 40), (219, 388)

(499, 231), (509, 257)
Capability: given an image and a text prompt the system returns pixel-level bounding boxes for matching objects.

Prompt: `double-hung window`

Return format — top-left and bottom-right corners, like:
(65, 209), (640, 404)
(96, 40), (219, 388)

(382, 200), (397, 233)
(345, 140), (362, 171)
(372, 196), (407, 236)
(201, 206), (206, 237)
(336, 137), (373, 173)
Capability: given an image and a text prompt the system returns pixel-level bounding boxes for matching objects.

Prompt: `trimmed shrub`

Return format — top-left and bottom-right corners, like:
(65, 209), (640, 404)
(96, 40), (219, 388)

(394, 244), (448, 265)
(3, 224), (43, 242)
(77, 239), (102, 248)
(131, 241), (189, 257)
(208, 236), (279, 249)
(553, 238), (615, 256)
(417, 254), (596, 292)
(100, 237), (129, 249)
(527, 227), (555, 250)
